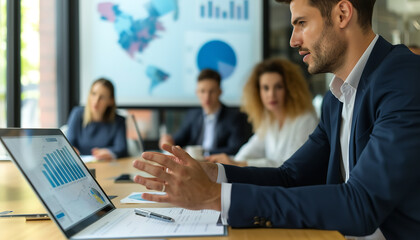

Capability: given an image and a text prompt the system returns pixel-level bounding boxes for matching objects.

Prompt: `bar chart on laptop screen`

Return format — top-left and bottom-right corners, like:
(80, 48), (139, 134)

(41, 146), (87, 188)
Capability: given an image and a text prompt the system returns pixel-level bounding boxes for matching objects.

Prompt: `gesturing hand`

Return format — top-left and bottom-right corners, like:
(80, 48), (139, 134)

(132, 144), (222, 211)
(206, 153), (248, 167)
(206, 153), (232, 164)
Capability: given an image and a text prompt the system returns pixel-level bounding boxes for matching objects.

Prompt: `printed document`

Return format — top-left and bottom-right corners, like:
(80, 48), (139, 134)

(77, 208), (225, 238)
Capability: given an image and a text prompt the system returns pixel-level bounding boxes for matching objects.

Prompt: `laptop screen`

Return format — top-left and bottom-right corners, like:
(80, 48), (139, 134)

(0, 129), (114, 237)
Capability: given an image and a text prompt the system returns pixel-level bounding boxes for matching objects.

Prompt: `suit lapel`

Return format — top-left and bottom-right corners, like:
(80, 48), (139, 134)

(330, 101), (345, 183)
(348, 36), (393, 170)
(214, 105), (225, 147)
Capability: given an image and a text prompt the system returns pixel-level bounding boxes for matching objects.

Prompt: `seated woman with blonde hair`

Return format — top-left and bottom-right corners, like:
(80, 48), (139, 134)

(66, 78), (127, 161)
(206, 58), (318, 167)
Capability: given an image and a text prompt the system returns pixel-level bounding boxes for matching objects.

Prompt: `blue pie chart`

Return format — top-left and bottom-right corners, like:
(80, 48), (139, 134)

(197, 40), (237, 80)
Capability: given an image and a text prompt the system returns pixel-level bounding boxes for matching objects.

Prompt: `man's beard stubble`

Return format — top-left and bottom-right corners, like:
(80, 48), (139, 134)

(307, 25), (347, 75)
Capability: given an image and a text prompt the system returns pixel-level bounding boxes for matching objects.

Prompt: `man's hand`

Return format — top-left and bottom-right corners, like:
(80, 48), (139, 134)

(206, 153), (232, 164)
(206, 153), (248, 167)
(132, 144), (222, 211)
(198, 161), (219, 182)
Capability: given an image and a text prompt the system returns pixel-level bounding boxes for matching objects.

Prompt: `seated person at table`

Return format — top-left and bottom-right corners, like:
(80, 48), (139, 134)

(66, 78), (127, 160)
(159, 69), (252, 156)
(206, 58), (318, 167)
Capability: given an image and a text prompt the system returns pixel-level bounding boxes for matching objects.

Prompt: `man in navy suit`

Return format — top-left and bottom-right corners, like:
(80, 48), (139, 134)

(134, 0), (420, 239)
(159, 69), (252, 156)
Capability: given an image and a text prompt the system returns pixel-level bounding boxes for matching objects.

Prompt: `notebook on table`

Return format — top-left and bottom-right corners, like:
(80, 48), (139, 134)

(0, 128), (225, 239)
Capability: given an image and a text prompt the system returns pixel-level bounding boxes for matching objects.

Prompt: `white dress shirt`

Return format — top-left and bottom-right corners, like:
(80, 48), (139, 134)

(234, 112), (318, 167)
(201, 108), (221, 156)
(217, 35), (385, 239)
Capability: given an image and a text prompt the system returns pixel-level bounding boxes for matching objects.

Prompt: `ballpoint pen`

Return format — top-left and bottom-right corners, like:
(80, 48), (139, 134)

(0, 210), (13, 215)
(134, 208), (175, 223)
(0, 213), (50, 221)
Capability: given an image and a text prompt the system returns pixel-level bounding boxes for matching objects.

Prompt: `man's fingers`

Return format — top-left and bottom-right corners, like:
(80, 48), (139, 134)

(142, 151), (173, 158)
(133, 160), (171, 181)
(171, 146), (195, 165)
(141, 192), (170, 203)
(146, 177), (165, 183)
(141, 151), (178, 170)
(161, 143), (174, 154)
(133, 175), (166, 192)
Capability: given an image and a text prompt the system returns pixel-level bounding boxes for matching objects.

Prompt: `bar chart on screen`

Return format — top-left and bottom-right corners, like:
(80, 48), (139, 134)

(41, 146), (87, 188)
(198, 0), (249, 21)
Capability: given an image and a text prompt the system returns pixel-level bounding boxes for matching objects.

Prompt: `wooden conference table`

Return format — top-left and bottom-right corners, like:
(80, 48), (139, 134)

(0, 157), (344, 240)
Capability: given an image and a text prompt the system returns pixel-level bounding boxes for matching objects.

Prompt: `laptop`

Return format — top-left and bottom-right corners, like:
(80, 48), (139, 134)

(130, 114), (144, 154)
(0, 128), (224, 239)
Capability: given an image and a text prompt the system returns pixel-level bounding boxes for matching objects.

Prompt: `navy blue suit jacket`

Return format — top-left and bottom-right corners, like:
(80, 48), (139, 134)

(173, 104), (252, 155)
(66, 107), (128, 158)
(224, 36), (420, 239)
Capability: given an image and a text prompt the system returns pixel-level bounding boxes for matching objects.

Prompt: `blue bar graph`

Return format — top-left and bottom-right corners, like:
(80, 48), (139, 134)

(208, 1), (213, 18)
(42, 147), (86, 188)
(200, 0), (249, 21)
(201, 5), (205, 18)
(230, 1), (234, 19)
(42, 170), (56, 188)
(244, 0), (249, 19)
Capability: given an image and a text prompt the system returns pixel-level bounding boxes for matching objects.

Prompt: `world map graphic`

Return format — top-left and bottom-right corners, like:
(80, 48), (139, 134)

(98, 0), (178, 93)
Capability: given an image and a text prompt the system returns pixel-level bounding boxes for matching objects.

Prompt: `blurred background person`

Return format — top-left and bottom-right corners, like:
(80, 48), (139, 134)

(66, 78), (127, 161)
(159, 69), (252, 157)
(207, 58), (318, 167)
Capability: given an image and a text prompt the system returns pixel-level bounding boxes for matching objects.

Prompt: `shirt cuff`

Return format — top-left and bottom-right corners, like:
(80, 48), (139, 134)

(221, 182), (232, 225)
(216, 163), (228, 183)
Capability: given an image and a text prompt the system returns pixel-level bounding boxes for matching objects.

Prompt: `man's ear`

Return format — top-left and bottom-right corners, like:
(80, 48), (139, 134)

(335, 0), (354, 29)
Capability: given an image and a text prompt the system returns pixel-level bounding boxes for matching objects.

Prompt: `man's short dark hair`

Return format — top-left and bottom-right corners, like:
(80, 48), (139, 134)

(276, 0), (376, 31)
(197, 69), (221, 86)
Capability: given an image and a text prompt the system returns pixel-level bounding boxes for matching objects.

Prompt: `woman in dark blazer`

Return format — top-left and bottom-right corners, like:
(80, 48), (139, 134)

(66, 78), (127, 160)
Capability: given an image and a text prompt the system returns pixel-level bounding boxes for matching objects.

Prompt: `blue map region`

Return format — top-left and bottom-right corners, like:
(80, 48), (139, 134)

(98, 0), (178, 92)
(146, 65), (169, 94)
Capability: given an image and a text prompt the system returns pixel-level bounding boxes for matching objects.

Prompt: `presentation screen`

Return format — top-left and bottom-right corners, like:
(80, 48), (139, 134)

(79, 0), (264, 106)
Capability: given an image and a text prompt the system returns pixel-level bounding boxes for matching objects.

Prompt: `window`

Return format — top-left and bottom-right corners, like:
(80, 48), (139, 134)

(20, 0), (58, 127)
(0, 0), (6, 127)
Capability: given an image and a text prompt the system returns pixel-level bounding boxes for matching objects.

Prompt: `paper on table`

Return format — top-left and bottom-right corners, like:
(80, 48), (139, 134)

(80, 155), (97, 163)
(78, 208), (225, 238)
(121, 192), (166, 203)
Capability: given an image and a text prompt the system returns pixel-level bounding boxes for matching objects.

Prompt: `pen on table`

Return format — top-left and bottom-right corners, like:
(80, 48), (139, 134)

(0, 213), (50, 221)
(134, 208), (175, 223)
(0, 210), (13, 215)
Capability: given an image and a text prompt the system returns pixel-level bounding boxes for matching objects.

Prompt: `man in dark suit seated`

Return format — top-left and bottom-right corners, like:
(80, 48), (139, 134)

(134, 0), (420, 239)
(159, 69), (252, 156)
